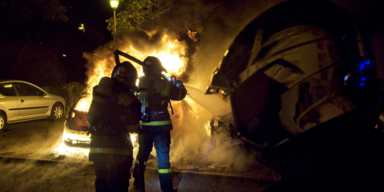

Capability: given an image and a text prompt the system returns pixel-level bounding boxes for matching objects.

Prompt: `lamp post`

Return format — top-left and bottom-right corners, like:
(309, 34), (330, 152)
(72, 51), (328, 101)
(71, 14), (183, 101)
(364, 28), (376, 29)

(110, 0), (119, 48)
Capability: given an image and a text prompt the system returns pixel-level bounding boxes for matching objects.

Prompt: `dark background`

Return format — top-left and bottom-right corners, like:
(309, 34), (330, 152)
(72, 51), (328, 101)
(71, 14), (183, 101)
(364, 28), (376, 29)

(0, 0), (383, 87)
(0, 0), (117, 86)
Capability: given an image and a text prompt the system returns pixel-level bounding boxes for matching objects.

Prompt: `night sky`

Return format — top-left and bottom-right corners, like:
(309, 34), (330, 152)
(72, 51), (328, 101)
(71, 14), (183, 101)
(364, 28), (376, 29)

(0, 0), (383, 87)
(58, 0), (115, 82)
(55, 0), (384, 84)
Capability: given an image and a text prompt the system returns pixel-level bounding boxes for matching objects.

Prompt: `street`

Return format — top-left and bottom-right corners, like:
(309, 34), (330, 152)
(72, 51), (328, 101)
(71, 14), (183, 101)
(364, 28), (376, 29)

(0, 157), (276, 192)
(0, 119), (278, 192)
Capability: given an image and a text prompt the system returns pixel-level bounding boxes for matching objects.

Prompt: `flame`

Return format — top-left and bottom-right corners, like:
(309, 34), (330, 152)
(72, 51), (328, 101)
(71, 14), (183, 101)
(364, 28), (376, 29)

(187, 29), (199, 43)
(74, 97), (92, 112)
(53, 142), (89, 159)
(75, 33), (187, 113)
(56, 30), (212, 159)
(60, 31), (190, 156)
(205, 121), (211, 136)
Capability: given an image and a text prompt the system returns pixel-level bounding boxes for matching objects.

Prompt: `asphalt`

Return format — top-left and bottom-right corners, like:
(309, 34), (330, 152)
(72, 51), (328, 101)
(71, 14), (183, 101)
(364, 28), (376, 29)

(0, 155), (279, 192)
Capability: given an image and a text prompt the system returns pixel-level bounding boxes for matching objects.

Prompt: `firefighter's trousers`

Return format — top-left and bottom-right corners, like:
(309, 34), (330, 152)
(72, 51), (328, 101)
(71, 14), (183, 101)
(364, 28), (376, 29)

(94, 157), (133, 192)
(133, 125), (173, 191)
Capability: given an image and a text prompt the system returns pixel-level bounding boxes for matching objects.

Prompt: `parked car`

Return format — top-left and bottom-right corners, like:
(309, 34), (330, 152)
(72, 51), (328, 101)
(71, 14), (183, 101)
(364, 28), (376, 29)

(0, 80), (66, 130)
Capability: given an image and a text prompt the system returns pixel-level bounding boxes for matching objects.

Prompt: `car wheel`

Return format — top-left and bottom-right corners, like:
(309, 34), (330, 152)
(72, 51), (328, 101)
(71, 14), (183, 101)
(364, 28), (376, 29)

(51, 103), (64, 120)
(0, 112), (6, 130)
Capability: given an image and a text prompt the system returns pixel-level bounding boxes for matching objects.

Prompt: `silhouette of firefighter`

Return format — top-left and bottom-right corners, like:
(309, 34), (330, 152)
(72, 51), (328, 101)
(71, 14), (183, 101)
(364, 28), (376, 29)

(87, 61), (141, 191)
(133, 56), (187, 192)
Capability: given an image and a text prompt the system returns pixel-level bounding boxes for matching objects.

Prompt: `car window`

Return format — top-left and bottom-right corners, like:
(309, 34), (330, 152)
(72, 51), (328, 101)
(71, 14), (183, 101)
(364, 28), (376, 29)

(14, 83), (45, 96)
(0, 83), (17, 96)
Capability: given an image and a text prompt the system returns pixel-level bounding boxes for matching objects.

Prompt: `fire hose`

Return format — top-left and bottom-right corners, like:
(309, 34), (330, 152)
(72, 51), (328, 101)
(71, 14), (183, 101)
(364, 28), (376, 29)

(114, 49), (149, 69)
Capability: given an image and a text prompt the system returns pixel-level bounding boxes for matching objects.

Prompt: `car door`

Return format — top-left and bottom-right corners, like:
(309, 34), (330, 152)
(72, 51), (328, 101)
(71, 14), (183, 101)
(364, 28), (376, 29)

(13, 82), (50, 117)
(0, 82), (19, 121)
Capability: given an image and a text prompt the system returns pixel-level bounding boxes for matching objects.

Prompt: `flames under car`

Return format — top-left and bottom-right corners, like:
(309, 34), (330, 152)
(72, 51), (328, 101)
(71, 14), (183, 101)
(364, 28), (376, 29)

(62, 96), (91, 147)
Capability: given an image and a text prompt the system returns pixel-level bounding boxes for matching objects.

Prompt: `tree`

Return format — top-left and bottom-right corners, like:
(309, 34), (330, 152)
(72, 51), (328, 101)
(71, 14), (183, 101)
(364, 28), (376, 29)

(106, 0), (172, 34)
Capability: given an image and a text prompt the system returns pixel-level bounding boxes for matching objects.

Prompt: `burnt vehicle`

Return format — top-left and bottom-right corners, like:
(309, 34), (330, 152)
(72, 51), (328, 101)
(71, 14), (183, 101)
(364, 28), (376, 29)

(205, 0), (384, 191)
(62, 95), (91, 147)
(205, 0), (381, 149)
(62, 51), (148, 148)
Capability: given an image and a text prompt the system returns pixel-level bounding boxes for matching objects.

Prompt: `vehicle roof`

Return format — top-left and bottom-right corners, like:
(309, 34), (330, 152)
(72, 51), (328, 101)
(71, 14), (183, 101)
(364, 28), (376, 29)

(0, 80), (47, 92)
(0, 79), (40, 84)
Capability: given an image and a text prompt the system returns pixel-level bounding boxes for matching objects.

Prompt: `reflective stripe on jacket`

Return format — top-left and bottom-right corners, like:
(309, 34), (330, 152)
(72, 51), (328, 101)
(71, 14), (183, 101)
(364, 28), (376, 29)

(141, 120), (172, 126)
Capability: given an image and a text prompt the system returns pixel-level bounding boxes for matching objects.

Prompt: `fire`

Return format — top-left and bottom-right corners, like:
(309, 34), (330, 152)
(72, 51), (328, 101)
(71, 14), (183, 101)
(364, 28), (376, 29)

(122, 34), (187, 77)
(74, 97), (92, 112)
(75, 33), (188, 113)
(205, 121), (211, 136)
(61, 31), (190, 153)
(53, 142), (89, 160)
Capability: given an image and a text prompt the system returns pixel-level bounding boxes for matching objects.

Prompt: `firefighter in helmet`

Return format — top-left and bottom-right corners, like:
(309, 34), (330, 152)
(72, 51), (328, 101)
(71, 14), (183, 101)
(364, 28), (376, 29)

(133, 56), (187, 192)
(88, 61), (141, 191)
(206, 0), (384, 191)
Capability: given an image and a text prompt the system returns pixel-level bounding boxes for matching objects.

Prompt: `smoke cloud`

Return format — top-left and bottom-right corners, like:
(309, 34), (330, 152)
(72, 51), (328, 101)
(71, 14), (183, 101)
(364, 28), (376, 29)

(81, 0), (289, 173)
(84, 0), (384, 173)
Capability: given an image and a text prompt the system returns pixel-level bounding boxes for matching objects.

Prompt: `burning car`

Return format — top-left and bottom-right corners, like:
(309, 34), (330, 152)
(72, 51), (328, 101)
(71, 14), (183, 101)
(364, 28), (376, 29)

(62, 95), (91, 147)
(61, 47), (190, 148)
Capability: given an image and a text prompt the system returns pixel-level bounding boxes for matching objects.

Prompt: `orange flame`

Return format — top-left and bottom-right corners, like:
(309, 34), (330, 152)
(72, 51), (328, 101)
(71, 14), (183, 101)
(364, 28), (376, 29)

(75, 33), (188, 113)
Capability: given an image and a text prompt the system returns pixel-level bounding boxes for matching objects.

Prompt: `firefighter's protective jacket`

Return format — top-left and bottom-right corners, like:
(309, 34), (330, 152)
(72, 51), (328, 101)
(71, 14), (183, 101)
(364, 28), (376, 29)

(139, 74), (187, 130)
(89, 79), (141, 162)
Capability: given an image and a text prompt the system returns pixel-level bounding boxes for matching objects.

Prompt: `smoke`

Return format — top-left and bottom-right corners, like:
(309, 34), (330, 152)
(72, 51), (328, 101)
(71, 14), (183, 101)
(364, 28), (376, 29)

(147, 0), (283, 171)
(0, 157), (94, 191)
(80, 0), (289, 172)
(0, 120), (93, 191)
(167, 98), (259, 171)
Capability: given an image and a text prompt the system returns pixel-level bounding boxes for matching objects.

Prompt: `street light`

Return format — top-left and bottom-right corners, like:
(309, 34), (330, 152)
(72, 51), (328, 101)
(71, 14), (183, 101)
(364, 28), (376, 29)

(110, 0), (119, 48)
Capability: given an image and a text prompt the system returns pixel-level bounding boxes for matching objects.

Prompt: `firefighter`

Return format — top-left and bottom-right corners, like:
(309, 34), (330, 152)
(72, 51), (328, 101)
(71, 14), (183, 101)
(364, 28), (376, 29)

(133, 56), (187, 192)
(88, 61), (141, 192)
(206, 0), (384, 191)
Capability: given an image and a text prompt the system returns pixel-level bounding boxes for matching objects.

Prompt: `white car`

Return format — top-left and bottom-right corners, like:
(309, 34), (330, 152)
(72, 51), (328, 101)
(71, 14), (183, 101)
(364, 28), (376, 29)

(0, 80), (66, 130)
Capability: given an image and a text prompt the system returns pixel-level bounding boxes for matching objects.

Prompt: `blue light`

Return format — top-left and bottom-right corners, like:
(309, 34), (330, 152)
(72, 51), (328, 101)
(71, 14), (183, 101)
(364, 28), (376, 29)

(359, 60), (371, 71)
(343, 75), (350, 86)
(359, 63), (365, 71)
(361, 77), (366, 81)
